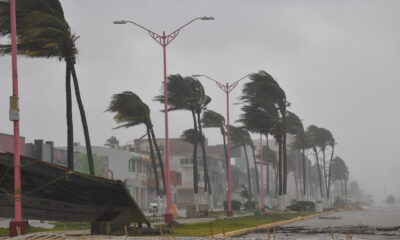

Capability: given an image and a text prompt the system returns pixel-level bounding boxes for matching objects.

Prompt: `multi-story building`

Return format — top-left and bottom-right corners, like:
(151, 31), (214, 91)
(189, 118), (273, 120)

(61, 143), (153, 210)
(134, 138), (227, 209)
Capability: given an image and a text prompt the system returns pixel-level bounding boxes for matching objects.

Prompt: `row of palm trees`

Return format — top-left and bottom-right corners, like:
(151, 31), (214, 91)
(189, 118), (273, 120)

(104, 71), (350, 209)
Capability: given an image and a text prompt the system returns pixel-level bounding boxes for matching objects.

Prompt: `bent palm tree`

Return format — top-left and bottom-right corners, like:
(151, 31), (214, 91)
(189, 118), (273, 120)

(155, 75), (212, 195)
(202, 110), (228, 176)
(240, 70), (288, 196)
(107, 91), (165, 199)
(230, 125), (255, 201)
(0, 0), (94, 174)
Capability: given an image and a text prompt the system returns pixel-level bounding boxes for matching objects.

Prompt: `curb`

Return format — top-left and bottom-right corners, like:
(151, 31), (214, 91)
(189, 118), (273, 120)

(213, 211), (335, 238)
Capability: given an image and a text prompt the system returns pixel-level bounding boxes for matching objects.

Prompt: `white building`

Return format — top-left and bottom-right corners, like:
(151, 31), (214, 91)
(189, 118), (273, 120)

(60, 143), (153, 210)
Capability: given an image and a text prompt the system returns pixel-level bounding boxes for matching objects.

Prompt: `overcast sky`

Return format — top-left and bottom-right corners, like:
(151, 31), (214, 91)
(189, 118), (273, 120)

(1, 0), (399, 200)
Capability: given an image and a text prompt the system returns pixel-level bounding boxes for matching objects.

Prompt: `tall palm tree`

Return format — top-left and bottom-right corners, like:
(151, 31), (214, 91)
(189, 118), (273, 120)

(0, 0), (94, 174)
(327, 134), (336, 200)
(106, 91), (165, 199)
(230, 125), (255, 201)
(240, 70), (288, 196)
(155, 75), (212, 195)
(306, 125), (333, 199)
(181, 129), (203, 196)
(201, 110), (228, 176)
(330, 156), (348, 199)
(285, 111), (306, 199)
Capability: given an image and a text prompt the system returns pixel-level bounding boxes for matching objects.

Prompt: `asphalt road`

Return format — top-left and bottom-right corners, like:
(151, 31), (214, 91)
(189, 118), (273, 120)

(246, 203), (400, 239)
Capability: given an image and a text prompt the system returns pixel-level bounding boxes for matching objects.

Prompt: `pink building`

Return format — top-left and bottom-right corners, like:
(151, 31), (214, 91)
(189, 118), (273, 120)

(0, 133), (25, 155)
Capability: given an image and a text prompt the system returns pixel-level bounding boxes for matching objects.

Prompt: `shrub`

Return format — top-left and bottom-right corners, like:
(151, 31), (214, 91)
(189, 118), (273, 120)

(223, 200), (241, 211)
(244, 201), (256, 209)
(288, 201), (315, 211)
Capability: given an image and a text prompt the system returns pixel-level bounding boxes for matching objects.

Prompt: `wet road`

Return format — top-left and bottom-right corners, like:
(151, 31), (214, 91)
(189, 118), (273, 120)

(246, 203), (400, 239)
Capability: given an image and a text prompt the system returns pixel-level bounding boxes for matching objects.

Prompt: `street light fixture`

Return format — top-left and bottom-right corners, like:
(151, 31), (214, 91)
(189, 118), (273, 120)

(192, 73), (251, 217)
(114, 17), (214, 223)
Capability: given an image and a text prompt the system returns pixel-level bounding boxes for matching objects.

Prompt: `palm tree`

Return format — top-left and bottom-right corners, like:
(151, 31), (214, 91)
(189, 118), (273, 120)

(201, 110), (228, 176)
(181, 129), (203, 196)
(263, 144), (277, 196)
(285, 111), (306, 199)
(327, 134), (336, 200)
(239, 70), (288, 196)
(106, 91), (165, 201)
(330, 156), (348, 199)
(104, 136), (119, 147)
(155, 75), (212, 195)
(0, 0), (94, 174)
(306, 125), (334, 199)
(230, 125), (254, 201)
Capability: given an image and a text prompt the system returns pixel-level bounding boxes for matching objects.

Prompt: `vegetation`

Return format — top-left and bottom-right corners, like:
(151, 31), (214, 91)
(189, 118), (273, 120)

(288, 201), (315, 211)
(230, 125), (255, 201)
(0, 0), (95, 174)
(155, 75), (213, 205)
(166, 211), (314, 237)
(107, 91), (166, 199)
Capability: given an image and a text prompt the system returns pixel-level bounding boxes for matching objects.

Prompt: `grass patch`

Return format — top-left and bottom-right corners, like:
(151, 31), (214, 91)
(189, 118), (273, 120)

(167, 211), (314, 237)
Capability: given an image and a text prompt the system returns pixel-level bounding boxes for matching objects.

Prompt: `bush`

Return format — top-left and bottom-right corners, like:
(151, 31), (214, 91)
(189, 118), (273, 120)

(223, 200), (241, 211)
(386, 195), (396, 204)
(288, 201), (315, 211)
(244, 201), (256, 209)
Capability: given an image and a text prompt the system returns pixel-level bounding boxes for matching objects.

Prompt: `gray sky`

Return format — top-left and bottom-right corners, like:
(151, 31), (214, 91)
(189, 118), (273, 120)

(1, 0), (399, 200)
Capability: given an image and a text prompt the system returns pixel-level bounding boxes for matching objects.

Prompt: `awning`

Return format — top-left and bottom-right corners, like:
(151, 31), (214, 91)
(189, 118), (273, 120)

(0, 153), (149, 225)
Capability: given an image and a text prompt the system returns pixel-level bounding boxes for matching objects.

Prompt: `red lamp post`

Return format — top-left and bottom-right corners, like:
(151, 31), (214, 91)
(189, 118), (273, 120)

(113, 17), (214, 223)
(7, 0), (27, 236)
(192, 74), (251, 217)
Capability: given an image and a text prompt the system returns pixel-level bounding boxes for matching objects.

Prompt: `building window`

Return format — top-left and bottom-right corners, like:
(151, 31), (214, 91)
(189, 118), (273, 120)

(180, 158), (192, 165)
(129, 159), (135, 172)
(176, 172), (182, 185)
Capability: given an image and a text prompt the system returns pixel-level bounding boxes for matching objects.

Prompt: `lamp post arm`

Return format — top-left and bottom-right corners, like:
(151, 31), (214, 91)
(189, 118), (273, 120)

(227, 73), (252, 93)
(165, 17), (203, 45)
(125, 20), (163, 46)
(193, 74), (227, 93)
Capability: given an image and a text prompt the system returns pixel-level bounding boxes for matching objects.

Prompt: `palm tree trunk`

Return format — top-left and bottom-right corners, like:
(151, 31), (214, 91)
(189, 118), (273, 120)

(243, 145), (252, 201)
(313, 148), (324, 198)
(302, 146), (306, 196)
(278, 141), (282, 196)
(150, 127), (166, 195)
(274, 164), (278, 198)
(70, 65), (94, 175)
(146, 125), (160, 198)
(197, 112), (211, 194)
(322, 149), (328, 198)
(282, 115), (287, 195)
(251, 147), (260, 195)
(65, 62), (74, 171)
(327, 145), (335, 200)
(265, 135), (269, 196)
(191, 110), (199, 194)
